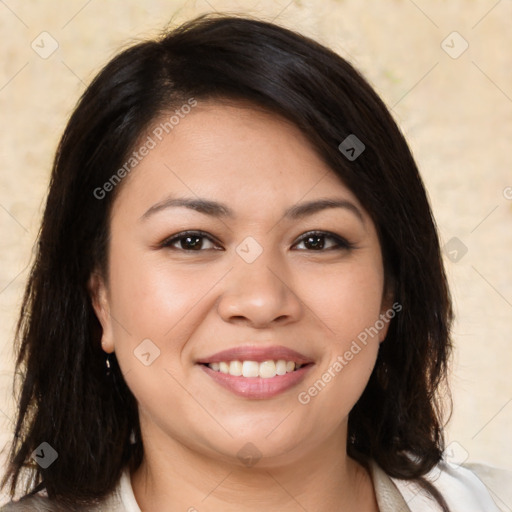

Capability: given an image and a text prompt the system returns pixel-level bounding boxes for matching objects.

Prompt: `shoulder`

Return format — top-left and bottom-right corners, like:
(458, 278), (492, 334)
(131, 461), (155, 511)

(0, 488), (125, 512)
(0, 468), (138, 512)
(391, 460), (511, 512)
(464, 462), (512, 511)
(0, 495), (72, 511)
(1, 495), (56, 511)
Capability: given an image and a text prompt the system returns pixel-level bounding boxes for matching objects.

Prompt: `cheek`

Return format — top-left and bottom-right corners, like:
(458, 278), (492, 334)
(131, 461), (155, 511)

(296, 343), (378, 445)
(105, 242), (220, 384)
(305, 260), (385, 345)
(293, 260), (384, 417)
(105, 253), (212, 422)
(108, 250), (208, 337)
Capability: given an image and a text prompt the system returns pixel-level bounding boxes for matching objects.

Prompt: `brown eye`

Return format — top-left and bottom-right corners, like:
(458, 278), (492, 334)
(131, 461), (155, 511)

(294, 231), (353, 251)
(161, 231), (219, 251)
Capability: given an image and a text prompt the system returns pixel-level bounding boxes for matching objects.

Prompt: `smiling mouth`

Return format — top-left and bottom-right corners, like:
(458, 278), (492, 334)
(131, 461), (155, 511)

(200, 360), (312, 379)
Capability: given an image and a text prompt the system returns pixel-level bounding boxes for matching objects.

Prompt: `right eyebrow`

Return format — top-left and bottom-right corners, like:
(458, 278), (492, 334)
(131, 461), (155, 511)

(140, 197), (233, 221)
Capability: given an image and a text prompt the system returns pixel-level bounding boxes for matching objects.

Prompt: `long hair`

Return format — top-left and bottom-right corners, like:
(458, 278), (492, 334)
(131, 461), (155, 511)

(2, 13), (453, 508)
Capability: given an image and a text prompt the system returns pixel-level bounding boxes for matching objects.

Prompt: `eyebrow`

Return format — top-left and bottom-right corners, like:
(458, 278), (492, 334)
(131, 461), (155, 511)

(140, 196), (365, 224)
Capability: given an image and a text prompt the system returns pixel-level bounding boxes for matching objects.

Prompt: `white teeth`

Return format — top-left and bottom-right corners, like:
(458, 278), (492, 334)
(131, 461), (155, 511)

(229, 360), (243, 376)
(242, 361), (260, 378)
(276, 359), (287, 375)
(259, 360), (276, 379)
(207, 359), (303, 378)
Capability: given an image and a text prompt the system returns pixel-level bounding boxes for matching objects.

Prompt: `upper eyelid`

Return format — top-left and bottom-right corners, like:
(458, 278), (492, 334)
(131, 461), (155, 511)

(161, 230), (350, 249)
(160, 230), (220, 248)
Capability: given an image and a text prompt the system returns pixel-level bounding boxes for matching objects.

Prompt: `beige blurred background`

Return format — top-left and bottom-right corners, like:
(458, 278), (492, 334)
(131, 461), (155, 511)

(1, 0), (511, 504)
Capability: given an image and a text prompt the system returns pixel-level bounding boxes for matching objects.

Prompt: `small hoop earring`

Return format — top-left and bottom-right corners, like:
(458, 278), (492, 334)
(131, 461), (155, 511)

(105, 354), (112, 377)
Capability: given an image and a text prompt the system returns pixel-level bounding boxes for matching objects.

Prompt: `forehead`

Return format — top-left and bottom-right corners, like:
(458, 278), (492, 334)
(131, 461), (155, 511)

(111, 101), (363, 221)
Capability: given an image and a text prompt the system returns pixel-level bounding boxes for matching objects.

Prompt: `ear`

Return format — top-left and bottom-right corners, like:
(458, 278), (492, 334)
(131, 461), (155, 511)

(88, 271), (115, 354)
(378, 278), (396, 343)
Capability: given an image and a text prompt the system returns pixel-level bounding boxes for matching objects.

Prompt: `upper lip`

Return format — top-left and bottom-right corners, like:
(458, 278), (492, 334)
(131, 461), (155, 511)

(196, 345), (314, 365)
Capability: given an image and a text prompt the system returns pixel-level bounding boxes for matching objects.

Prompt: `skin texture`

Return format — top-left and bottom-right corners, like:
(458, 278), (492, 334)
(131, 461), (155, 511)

(89, 101), (392, 511)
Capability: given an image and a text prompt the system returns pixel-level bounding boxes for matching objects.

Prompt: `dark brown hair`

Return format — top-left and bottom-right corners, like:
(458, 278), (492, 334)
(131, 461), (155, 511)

(2, 12), (452, 509)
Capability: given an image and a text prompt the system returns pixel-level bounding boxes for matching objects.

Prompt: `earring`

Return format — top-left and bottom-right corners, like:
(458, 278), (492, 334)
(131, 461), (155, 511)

(105, 353), (112, 377)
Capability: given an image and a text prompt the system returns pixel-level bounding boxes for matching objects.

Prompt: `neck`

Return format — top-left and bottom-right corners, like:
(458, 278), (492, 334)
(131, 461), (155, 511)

(131, 424), (378, 512)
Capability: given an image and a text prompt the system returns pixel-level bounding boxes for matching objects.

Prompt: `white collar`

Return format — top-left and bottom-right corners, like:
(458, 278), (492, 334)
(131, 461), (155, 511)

(117, 468), (142, 512)
(115, 460), (503, 512)
(116, 462), (410, 511)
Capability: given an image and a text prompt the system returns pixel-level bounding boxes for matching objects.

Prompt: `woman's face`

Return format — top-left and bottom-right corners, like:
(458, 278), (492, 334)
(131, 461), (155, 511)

(91, 101), (392, 468)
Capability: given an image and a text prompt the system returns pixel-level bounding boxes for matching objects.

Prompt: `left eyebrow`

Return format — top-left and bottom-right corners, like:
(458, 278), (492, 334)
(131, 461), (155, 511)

(283, 198), (364, 224)
(140, 196), (365, 225)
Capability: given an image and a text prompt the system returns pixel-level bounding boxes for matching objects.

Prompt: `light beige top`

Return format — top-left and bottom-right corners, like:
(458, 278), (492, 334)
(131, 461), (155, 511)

(1, 460), (508, 511)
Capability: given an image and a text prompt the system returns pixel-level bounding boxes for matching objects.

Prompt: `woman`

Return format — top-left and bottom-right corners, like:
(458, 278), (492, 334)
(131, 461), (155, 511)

(0, 13), (505, 511)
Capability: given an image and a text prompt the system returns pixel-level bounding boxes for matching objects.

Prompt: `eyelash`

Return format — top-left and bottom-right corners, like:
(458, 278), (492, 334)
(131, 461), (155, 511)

(159, 230), (355, 253)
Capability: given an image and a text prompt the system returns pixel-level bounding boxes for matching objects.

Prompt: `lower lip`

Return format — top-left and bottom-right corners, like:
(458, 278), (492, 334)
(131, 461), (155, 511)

(199, 364), (313, 399)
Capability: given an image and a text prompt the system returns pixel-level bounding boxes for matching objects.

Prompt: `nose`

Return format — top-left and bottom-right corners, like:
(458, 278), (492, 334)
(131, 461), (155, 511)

(216, 253), (303, 329)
